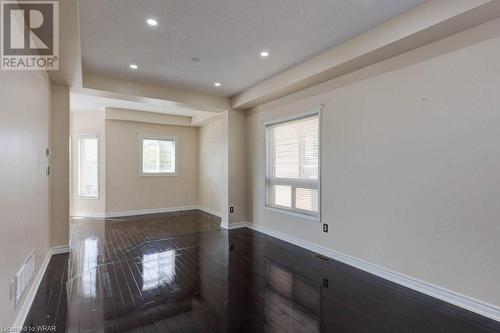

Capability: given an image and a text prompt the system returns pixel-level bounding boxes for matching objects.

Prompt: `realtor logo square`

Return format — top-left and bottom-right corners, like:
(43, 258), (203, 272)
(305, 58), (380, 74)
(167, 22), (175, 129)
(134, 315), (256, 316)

(1, 0), (59, 70)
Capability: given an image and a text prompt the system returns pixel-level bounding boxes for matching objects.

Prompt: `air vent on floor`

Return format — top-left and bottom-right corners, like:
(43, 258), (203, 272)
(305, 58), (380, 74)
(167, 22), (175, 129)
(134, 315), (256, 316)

(314, 254), (332, 263)
(15, 249), (36, 305)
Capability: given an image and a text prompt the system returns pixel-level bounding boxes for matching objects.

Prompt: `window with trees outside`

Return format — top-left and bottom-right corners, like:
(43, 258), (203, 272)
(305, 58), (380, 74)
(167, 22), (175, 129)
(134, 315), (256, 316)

(266, 113), (320, 219)
(140, 136), (176, 175)
(77, 135), (99, 198)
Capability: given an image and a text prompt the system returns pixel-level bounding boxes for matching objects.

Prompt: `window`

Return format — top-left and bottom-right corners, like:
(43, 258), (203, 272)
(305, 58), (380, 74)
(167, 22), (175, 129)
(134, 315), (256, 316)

(77, 135), (99, 198)
(140, 136), (176, 175)
(266, 113), (320, 218)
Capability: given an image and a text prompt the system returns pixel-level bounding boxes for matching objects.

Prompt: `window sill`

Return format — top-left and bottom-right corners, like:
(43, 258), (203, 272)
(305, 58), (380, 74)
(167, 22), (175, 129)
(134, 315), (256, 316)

(77, 196), (99, 200)
(139, 172), (178, 177)
(264, 206), (320, 222)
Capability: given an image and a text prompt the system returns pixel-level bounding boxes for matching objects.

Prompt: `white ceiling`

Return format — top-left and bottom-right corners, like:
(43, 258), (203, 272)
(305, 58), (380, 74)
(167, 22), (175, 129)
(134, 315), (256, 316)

(79, 0), (426, 97)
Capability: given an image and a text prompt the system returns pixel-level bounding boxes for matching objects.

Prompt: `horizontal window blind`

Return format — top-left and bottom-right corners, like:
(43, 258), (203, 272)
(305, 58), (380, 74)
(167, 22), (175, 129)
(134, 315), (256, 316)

(267, 113), (320, 217)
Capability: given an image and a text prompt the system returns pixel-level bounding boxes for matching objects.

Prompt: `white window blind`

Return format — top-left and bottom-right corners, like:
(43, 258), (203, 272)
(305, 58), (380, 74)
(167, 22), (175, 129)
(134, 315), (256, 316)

(78, 135), (99, 198)
(141, 137), (176, 175)
(266, 113), (320, 218)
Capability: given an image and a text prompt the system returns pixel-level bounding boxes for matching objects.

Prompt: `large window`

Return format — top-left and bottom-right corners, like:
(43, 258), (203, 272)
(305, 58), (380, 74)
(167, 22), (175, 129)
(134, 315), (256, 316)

(77, 135), (99, 198)
(140, 136), (176, 175)
(266, 113), (320, 218)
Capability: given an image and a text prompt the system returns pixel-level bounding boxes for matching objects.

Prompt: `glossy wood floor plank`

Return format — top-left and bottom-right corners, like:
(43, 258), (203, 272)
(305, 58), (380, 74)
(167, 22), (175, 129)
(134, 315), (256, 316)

(23, 253), (69, 332)
(25, 210), (500, 332)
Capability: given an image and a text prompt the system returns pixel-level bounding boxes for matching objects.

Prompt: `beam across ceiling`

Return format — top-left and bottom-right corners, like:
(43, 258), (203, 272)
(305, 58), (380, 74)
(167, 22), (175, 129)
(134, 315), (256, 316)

(71, 73), (230, 126)
(105, 108), (192, 127)
(231, 0), (500, 110)
(82, 73), (230, 114)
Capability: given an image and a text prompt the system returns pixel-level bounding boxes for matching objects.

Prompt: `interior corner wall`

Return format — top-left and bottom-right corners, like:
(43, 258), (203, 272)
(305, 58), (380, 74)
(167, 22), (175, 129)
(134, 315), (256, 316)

(105, 120), (198, 214)
(70, 110), (106, 216)
(228, 109), (248, 223)
(50, 84), (70, 246)
(0, 70), (51, 327)
(246, 19), (500, 307)
(198, 115), (225, 218)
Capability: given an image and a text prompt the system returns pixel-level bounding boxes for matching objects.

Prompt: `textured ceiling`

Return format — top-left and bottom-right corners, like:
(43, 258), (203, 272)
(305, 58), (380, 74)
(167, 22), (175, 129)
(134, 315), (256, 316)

(79, 0), (426, 97)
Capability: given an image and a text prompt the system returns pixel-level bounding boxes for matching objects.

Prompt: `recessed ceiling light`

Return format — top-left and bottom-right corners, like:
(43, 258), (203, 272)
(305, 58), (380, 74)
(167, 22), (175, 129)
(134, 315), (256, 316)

(260, 51), (269, 58)
(129, 64), (138, 69)
(214, 82), (221, 87)
(146, 18), (158, 26)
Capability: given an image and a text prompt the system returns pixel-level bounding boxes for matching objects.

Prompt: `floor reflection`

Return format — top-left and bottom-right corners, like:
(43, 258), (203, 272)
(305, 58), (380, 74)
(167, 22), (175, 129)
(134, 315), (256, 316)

(63, 211), (500, 333)
(82, 238), (98, 298)
(142, 249), (176, 291)
(265, 262), (320, 333)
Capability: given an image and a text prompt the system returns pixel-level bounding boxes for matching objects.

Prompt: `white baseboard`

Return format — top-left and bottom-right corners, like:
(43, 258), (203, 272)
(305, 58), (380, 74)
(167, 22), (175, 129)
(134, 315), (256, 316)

(12, 245), (71, 329)
(246, 223), (500, 322)
(73, 205), (222, 219)
(221, 221), (250, 230)
(71, 212), (105, 219)
(50, 245), (71, 255)
(105, 206), (201, 218)
(197, 206), (222, 218)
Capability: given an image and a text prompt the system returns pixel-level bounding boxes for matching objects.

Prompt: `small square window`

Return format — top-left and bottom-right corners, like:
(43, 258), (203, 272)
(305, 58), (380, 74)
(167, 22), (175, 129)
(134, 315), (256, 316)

(140, 136), (176, 175)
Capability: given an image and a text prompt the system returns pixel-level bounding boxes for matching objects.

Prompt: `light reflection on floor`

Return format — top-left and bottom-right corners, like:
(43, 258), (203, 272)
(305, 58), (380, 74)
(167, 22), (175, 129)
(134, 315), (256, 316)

(265, 262), (320, 333)
(142, 250), (176, 291)
(82, 238), (98, 298)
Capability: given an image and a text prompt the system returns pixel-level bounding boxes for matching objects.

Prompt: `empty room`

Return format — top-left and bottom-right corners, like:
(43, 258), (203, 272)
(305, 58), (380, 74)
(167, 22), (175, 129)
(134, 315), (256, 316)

(1, 0), (500, 332)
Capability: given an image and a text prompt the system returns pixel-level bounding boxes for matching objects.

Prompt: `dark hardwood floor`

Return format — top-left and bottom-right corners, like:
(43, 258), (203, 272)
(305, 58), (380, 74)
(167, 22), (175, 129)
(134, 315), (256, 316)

(25, 210), (500, 332)
(23, 253), (69, 332)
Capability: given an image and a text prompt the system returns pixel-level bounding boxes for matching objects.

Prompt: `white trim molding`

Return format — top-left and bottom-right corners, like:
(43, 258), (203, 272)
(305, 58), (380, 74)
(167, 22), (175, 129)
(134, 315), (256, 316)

(105, 206), (198, 218)
(246, 223), (500, 322)
(72, 206), (222, 219)
(221, 222), (250, 230)
(197, 206), (222, 218)
(50, 245), (71, 255)
(12, 245), (71, 330)
(71, 212), (106, 219)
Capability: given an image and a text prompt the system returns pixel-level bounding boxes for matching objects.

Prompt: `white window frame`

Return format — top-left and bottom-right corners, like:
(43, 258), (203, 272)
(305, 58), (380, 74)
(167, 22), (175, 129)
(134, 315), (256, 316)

(265, 109), (322, 221)
(139, 134), (178, 177)
(77, 134), (99, 199)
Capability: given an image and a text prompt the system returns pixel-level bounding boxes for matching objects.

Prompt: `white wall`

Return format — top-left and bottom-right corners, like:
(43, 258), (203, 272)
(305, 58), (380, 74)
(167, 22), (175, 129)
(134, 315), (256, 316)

(50, 85), (70, 246)
(246, 19), (500, 307)
(228, 109), (248, 223)
(105, 120), (198, 213)
(70, 110), (106, 216)
(198, 116), (225, 217)
(0, 70), (51, 326)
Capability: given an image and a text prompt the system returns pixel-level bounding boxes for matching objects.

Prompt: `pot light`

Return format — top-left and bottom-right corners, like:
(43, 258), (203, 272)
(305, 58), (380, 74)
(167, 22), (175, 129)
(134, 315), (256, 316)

(146, 18), (158, 26)
(260, 50), (269, 58)
(129, 64), (138, 69)
(214, 82), (221, 87)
